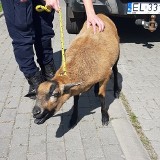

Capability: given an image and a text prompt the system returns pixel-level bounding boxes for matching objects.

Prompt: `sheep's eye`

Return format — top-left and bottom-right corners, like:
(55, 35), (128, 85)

(52, 92), (60, 98)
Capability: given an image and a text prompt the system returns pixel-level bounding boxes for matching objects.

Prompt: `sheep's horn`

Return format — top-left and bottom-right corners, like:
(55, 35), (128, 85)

(63, 82), (82, 94)
(24, 90), (36, 99)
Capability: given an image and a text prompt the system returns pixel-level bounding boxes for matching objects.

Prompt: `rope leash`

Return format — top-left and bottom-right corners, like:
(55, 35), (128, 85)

(35, 5), (67, 75)
(35, 5), (51, 12)
(59, 8), (67, 75)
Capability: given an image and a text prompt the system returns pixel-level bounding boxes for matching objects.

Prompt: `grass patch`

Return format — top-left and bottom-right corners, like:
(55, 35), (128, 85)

(120, 92), (158, 160)
(0, 3), (2, 12)
(0, 3), (2, 13)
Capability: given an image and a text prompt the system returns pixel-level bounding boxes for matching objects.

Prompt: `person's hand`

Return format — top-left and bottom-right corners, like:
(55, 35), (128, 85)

(87, 14), (105, 34)
(45, 0), (60, 12)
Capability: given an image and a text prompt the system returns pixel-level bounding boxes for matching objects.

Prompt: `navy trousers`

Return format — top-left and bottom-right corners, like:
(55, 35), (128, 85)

(1, 0), (55, 77)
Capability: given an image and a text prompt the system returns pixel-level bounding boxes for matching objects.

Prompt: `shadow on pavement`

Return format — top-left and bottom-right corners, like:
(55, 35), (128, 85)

(51, 45), (123, 137)
(51, 67), (123, 137)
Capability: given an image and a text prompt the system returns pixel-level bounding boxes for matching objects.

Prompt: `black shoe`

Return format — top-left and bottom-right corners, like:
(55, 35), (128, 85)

(27, 85), (36, 99)
(42, 60), (56, 80)
(25, 71), (45, 99)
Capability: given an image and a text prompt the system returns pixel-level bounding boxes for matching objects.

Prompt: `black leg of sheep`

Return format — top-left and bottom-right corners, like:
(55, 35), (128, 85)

(69, 95), (79, 128)
(99, 95), (109, 126)
(113, 58), (121, 98)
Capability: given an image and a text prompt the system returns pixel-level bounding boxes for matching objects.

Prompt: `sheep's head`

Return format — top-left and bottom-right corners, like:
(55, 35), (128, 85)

(32, 80), (81, 124)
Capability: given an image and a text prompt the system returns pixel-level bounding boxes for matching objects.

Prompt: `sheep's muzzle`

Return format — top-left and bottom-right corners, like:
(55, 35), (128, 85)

(32, 106), (55, 124)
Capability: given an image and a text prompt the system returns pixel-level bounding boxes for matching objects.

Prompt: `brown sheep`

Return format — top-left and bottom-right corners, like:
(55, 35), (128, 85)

(32, 14), (120, 127)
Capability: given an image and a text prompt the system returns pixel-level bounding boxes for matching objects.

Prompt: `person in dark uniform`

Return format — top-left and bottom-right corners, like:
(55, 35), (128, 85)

(1, 0), (104, 99)
(1, 0), (56, 99)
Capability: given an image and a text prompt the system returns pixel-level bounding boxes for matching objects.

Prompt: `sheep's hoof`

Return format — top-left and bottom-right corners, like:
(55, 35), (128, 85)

(102, 112), (109, 126)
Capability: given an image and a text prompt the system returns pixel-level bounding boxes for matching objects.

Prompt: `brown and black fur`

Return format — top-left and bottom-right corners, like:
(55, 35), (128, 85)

(33, 14), (120, 126)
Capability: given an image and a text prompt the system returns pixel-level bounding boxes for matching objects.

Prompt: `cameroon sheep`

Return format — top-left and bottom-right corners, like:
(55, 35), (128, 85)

(32, 14), (120, 127)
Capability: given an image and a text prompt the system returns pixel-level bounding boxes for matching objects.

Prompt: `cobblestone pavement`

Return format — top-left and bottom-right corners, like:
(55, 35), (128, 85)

(0, 1), (157, 160)
(116, 17), (160, 159)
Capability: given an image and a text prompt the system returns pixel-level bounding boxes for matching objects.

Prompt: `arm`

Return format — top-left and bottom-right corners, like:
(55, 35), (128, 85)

(45, 0), (60, 12)
(82, 0), (105, 33)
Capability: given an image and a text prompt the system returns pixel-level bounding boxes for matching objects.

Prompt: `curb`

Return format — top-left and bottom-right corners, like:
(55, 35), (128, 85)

(109, 99), (151, 160)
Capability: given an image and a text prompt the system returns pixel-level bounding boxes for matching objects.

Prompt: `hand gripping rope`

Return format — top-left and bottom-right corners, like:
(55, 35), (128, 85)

(35, 5), (67, 75)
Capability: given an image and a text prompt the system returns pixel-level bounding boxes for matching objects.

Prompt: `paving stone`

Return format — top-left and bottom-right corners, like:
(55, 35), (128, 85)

(93, 113), (113, 129)
(0, 122), (14, 138)
(102, 145), (125, 160)
(4, 97), (20, 109)
(7, 86), (23, 98)
(18, 98), (34, 114)
(66, 149), (86, 160)
(88, 158), (106, 160)
(0, 109), (16, 122)
(47, 142), (66, 160)
(82, 137), (104, 159)
(46, 114), (62, 125)
(47, 124), (64, 143)
(0, 138), (10, 158)
(8, 146), (27, 160)
(14, 114), (30, 129)
(28, 135), (46, 154)
(61, 97), (74, 115)
(0, 102), (4, 114)
(10, 128), (29, 147)
(79, 122), (97, 139)
(64, 130), (83, 150)
(0, 92), (8, 103)
(144, 127), (160, 141)
(97, 127), (119, 146)
(27, 153), (46, 160)
(30, 119), (46, 136)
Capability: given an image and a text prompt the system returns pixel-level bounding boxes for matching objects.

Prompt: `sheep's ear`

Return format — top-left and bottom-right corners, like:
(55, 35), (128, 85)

(61, 82), (82, 94)
(24, 91), (36, 98)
